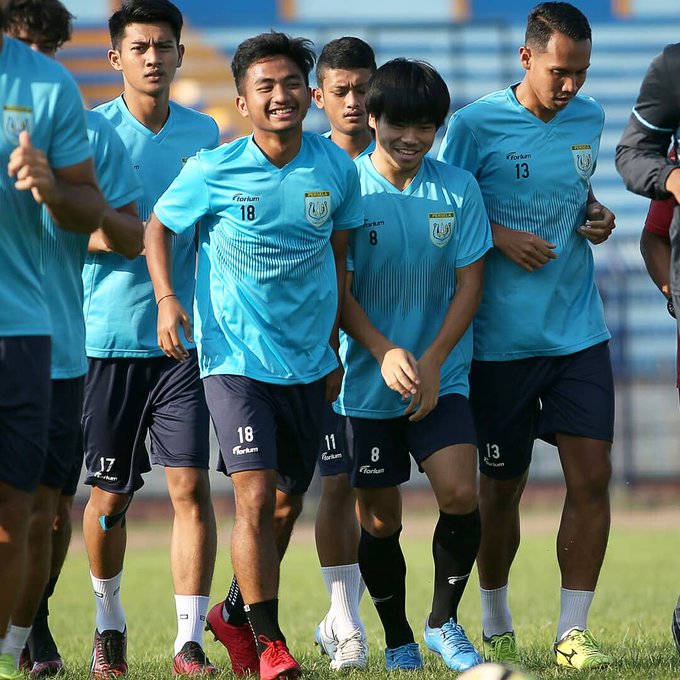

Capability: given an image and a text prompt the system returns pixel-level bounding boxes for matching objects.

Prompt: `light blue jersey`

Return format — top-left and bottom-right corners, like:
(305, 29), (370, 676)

(335, 155), (492, 419)
(0, 37), (90, 337)
(323, 129), (375, 158)
(44, 110), (141, 379)
(154, 132), (364, 383)
(82, 97), (219, 358)
(438, 86), (610, 360)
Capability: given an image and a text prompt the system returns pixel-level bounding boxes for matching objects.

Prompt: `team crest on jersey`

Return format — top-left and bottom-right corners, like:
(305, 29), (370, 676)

(429, 212), (455, 247)
(3, 105), (33, 145)
(304, 191), (331, 227)
(571, 144), (593, 179)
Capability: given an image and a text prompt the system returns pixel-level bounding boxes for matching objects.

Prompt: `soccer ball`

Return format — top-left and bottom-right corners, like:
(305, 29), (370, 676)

(457, 662), (537, 680)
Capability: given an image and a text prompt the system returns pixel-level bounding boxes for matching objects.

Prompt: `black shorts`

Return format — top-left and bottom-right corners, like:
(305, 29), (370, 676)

(317, 405), (350, 477)
(204, 374), (326, 496)
(347, 393), (477, 488)
(0, 336), (51, 492)
(471, 341), (615, 480)
(83, 350), (210, 494)
(42, 377), (84, 491)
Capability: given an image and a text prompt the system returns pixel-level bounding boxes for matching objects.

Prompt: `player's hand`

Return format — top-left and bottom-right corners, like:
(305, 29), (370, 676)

(325, 364), (344, 403)
(7, 131), (59, 205)
(493, 225), (557, 272)
(380, 347), (420, 399)
(156, 295), (192, 362)
(577, 201), (616, 244)
(404, 354), (441, 422)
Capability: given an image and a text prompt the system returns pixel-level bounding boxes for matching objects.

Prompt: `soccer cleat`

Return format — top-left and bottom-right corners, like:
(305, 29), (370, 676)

(89, 628), (128, 678)
(384, 642), (424, 671)
(554, 628), (612, 669)
(672, 596), (680, 654)
(424, 618), (482, 671)
(30, 658), (66, 679)
(314, 614), (338, 661)
(19, 647), (32, 672)
(0, 653), (22, 680)
(329, 629), (369, 671)
(172, 641), (219, 676)
(482, 631), (519, 664)
(28, 622), (66, 678)
(205, 601), (259, 676)
(258, 636), (301, 680)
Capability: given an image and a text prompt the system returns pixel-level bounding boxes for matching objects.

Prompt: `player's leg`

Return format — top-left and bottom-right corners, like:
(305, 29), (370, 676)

(471, 359), (541, 664)
(541, 342), (614, 669)
(0, 336), (51, 679)
(415, 394), (482, 672)
(151, 350), (217, 674)
(349, 416), (422, 672)
(314, 407), (365, 669)
(81, 357), (151, 679)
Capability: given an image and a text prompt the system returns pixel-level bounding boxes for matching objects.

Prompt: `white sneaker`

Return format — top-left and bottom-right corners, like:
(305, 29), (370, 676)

(330, 628), (369, 671)
(314, 614), (338, 660)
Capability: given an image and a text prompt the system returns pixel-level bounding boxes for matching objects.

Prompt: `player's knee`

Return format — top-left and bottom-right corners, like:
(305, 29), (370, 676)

(437, 482), (478, 515)
(480, 472), (527, 511)
(320, 474), (354, 505)
(168, 469), (212, 510)
(274, 493), (303, 529)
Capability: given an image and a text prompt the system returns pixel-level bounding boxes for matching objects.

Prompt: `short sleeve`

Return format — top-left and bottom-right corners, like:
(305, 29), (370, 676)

(454, 173), (493, 268)
(437, 113), (482, 177)
(333, 158), (364, 231)
(153, 154), (211, 234)
(48, 71), (91, 169)
(644, 196), (675, 237)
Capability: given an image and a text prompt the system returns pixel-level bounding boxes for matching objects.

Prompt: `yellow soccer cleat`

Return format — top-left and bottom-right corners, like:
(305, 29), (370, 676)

(554, 628), (612, 669)
(0, 653), (22, 680)
(483, 631), (519, 664)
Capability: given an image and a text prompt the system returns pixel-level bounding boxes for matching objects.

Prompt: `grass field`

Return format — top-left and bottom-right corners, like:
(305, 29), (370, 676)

(45, 502), (680, 679)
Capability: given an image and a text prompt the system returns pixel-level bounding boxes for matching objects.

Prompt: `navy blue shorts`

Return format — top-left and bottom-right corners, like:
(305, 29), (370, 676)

(0, 336), (51, 492)
(204, 374), (326, 496)
(317, 405), (350, 477)
(347, 393), (477, 488)
(82, 350), (210, 494)
(470, 341), (615, 480)
(61, 439), (83, 497)
(42, 377), (84, 491)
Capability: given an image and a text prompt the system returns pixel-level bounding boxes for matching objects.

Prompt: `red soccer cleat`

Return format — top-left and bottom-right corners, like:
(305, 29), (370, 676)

(205, 602), (259, 676)
(29, 658), (66, 679)
(89, 628), (128, 679)
(172, 641), (219, 676)
(258, 637), (301, 680)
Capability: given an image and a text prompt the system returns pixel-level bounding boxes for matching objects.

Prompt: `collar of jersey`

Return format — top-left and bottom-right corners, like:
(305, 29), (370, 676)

(115, 95), (174, 143)
(360, 153), (426, 196)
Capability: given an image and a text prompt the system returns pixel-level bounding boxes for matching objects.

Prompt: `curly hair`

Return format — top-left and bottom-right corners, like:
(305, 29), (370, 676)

(5, 0), (74, 51)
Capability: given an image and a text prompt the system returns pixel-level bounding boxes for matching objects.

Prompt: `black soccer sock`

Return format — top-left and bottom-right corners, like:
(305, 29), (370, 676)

(223, 576), (248, 626)
(34, 575), (58, 623)
(428, 507), (481, 629)
(244, 599), (285, 653)
(358, 526), (414, 649)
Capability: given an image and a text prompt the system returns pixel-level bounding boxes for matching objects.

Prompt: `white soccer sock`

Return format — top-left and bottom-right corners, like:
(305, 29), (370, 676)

(322, 563), (364, 640)
(91, 571), (126, 633)
(174, 595), (210, 655)
(480, 585), (514, 638)
(2, 625), (31, 667)
(557, 588), (594, 641)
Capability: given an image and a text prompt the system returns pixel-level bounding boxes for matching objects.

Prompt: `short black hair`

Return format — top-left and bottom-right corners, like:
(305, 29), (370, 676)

(231, 31), (316, 94)
(525, 2), (591, 51)
(109, 0), (183, 51)
(5, 0), (74, 50)
(316, 36), (376, 86)
(365, 58), (450, 129)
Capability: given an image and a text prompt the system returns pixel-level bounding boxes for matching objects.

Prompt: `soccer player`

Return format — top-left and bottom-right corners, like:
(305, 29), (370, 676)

(309, 36), (376, 670)
(334, 57), (492, 673)
(80, 1), (219, 676)
(438, 2), (616, 670)
(0, 7), (106, 679)
(3, 1), (144, 677)
(145, 31), (364, 680)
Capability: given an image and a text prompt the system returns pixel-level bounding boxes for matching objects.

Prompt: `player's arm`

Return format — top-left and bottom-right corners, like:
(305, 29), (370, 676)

(577, 186), (616, 245)
(87, 202), (144, 259)
(405, 258), (485, 422)
(616, 47), (680, 201)
(145, 212), (192, 362)
(640, 198), (674, 300)
(491, 223), (557, 272)
(341, 271), (420, 399)
(325, 229), (349, 403)
(7, 130), (104, 234)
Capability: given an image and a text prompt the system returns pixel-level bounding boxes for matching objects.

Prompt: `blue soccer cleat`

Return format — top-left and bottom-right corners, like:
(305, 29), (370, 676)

(423, 618), (482, 671)
(384, 642), (423, 671)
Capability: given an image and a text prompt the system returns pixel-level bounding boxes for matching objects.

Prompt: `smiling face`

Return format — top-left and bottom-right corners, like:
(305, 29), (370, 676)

(108, 21), (184, 99)
(368, 113), (436, 188)
(517, 31), (591, 122)
(235, 55), (310, 136)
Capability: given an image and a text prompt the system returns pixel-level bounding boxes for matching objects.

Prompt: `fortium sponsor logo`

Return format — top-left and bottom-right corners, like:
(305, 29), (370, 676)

(359, 465), (385, 474)
(232, 445), (259, 456)
(505, 151), (532, 160)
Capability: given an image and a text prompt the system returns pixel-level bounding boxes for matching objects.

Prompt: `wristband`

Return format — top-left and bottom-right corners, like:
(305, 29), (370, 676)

(157, 293), (177, 306)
